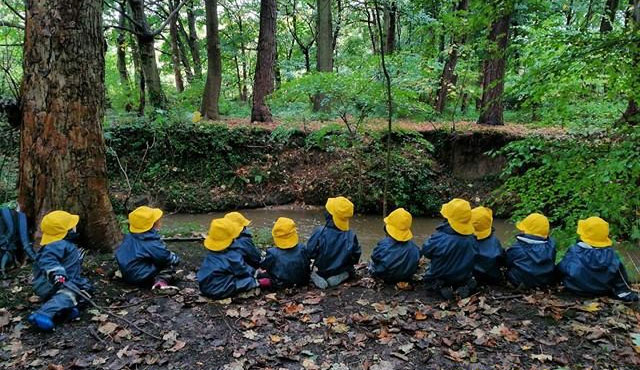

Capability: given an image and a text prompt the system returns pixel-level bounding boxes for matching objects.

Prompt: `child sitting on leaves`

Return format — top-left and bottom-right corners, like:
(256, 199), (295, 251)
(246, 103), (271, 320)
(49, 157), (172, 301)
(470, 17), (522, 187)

(28, 211), (93, 331)
(558, 217), (638, 302)
(369, 208), (420, 284)
(307, 197), (361, 289)
(197, 218), (269, 299)
(505, 213), (557, 289)
(115, 206), (180, 292)
(225, 211), (262, 269)
(471, 206), (505, 285)
(260, 217), (311, 288)
(422, 198), (478, 299)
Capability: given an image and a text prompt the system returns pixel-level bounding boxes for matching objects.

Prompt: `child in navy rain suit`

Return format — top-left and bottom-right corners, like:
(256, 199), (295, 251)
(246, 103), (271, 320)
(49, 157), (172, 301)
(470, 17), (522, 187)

(471, 206), (505, 284)
(28, 211), (92, 331)
(422, 198), (478, 299)
(225, 212), (262, 269)
(307, 197), (361, 289)
(260, 217), (311, 288)
(370, 208), (420, 283)
(505, 213), (557, 289)
(198, 218), (270, 299)
(558, 217), (638, 302)
(115, 206), (180, 290)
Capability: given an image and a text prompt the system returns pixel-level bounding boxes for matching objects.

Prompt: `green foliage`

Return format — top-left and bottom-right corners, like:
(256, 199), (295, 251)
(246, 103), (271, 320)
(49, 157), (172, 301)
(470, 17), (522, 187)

(492, 127), (640, 245)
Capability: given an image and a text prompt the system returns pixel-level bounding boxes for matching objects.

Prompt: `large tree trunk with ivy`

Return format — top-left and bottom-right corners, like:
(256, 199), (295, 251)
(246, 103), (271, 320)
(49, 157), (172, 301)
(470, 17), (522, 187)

(201, 0), (222, 119)
(20, 0), (122, 251)
(600, 0), (619, 32)
(621, 0), (639, 125)
(186, 2), (202, 79)
(313, 0), (333, 111)
(435, 0), (469, 113)
(128, 0), (166, 108)
(478, 2), (512, 126)
(251, 0), (276, 122)
(169, 0), (185, 92)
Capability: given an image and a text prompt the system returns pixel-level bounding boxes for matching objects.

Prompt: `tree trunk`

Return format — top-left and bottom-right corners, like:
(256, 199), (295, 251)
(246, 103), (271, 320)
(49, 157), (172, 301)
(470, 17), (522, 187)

(251, 0), (277, 122)
(313, 0), (333, 111)
(128, 0), (166, 108)
(177, 29), (194, 82)
(186, 2), (203, 79)
(201, 0), (222, 119)
(366, 8), (378, 54)
(621, 0), (639, 125)
(478, 3), (512, 126)
(20, 0), (121, 251)
(600, 0), (619, 32)
(131, 33), (145, 115)
(435, 0), (469, 113)
(384, 2), (396, 54)
(169, 0), (184, 92)
(116, 5), (130, 85)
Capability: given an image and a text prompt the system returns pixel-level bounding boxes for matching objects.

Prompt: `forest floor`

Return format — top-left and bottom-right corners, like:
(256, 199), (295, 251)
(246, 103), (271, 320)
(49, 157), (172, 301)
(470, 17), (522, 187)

(2, 244), (640, 370)
(219, 118), (568, 138)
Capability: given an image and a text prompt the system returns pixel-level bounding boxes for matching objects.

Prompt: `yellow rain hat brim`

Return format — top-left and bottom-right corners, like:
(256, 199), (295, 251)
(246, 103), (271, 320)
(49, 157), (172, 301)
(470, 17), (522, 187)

(40, 214), (79, 246)
(440, 200), (474, 236)
(225, 212), (251, 227)
(326, 197), (353, 231)
(475, 228), (492, 240)
(516, 216), (549, 238)
(384, 216), (413, 242)
(204, 236), (234, 251)
(274, 233), (299, 249)
(577, 219), (612, 248)
(129, 208), (163, 233)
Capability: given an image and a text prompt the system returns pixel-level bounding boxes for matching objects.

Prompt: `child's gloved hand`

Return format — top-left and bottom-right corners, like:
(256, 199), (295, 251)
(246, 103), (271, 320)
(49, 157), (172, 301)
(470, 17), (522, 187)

(169, 252), (181, 266)
(52, 275), (67, 286)
(258, 278), (272, 289)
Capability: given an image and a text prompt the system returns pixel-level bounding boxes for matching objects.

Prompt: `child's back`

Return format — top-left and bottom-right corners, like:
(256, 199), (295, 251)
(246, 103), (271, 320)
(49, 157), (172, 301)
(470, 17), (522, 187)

(422, 222), (477, 285)
(471, 207), (505, 284)
(225, 212), (262, 269)
(370, 236), (420, 283)
(262, 245), (310, 287)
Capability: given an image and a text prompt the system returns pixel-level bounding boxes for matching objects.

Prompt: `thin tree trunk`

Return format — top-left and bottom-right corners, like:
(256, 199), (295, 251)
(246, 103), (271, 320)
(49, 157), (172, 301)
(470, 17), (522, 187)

(478, 2), (512, 126)
(621, 0), (639, 125)
(313, 0), (333, 111)
(234, 55), (243, 100)
(600, 0), (619, 32)
(201, 0), (222, 119)
(565, 0), (574, 26)
(128, 0), (166, 108)
(20, 0), (121, 251)
(131, 33), (145, 115)
(169, 0), (184, 92)
(251, 0), (277, 122)
(384, 2), (396, 54)
(186, 2), (202, 79)
(366, 8), (378, 54)
(116, 4), (130, 85)
(177, 30), (194, 82)
(435, 0), (469, 113)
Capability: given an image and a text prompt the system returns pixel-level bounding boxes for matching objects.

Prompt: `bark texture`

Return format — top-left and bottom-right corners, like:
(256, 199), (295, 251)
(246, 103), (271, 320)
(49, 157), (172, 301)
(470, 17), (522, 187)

(478, 2), (512, 126)
(313, 0), (333, 111)
(186, 2), (203, 79)
(169, 0), (185, 92)
(251, 0), (277, 122)
(20, 0), (121, 251)
(201, 0), (222, 119)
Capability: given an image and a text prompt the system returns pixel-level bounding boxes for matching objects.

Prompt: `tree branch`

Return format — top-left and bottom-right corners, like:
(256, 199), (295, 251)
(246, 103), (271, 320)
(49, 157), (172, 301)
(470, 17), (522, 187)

(104, 0), (145, 31)
(150, 0), (190, 36)
(2, 0), (24, 21)
(104, 24), (139, 34)
(0, 21), (24, 30)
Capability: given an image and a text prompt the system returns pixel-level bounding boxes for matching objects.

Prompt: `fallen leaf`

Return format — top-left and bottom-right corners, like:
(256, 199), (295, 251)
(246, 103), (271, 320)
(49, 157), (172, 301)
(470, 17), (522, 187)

(243, 330), (259, 340)
(395, 282), (412, 291)
(270, 335), (282, 343)
(98, 322), (118, 335)
(445, 348), (468, 362)
(47, 365), (64, 370)
(331, 323), (350, 334)
(398, 343), (414, 354)
(284, 303), (304, 315)
(168, 340), (186, 352)
(414, 311), (427, 321)
(302, 295), (323, 305)
(370, 360), (395, 370)
(531, 353), (553, 362)
(580, 302), (601, 313)
(225, 308), (240, 318)
(0, 309), (10, 328)
(490, 323), (519, 342)
(302, 358), (319, 370)
(391, 352), (409, 361)
(42, 349), (60, 357)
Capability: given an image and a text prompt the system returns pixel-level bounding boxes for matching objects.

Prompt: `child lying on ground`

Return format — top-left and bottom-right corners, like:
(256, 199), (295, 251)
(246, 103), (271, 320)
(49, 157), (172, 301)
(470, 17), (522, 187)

(225, 212), (262, 269)
(307, 197), (361, 289)
(115, 206), (180, 291)
(557, 217), (638, 302)
(471, 206), (505, 285)
(369, 208), (420, 284)
(28, 211), (93, 331)
(198, 218), (269, 299)
(260, 217), (310, 288)
(422, 198), (478, 299)
(505, 213), (557, 289)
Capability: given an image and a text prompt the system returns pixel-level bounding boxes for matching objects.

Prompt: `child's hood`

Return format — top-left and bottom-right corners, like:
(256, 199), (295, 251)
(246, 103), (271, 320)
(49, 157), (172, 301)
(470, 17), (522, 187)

(516, 235), (554, 264)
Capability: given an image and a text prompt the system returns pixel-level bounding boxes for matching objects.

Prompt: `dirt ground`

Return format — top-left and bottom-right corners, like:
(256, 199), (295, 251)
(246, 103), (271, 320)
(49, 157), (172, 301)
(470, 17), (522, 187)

(1, 244), (639, 370)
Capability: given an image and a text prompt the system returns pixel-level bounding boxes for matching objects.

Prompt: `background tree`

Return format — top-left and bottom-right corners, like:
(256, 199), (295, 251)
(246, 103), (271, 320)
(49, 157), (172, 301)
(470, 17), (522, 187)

(251, 0), (277, 122)
(19, 0), (121, 251)
(313, 0), (333, 111)
(201, 0), (223, 119)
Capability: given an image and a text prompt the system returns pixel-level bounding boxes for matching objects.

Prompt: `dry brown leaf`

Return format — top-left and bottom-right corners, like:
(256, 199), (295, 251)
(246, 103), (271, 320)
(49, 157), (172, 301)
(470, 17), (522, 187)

(97, 322), (118, 335)
(167, 340), (186, 352)
(414, 311), (427, 321)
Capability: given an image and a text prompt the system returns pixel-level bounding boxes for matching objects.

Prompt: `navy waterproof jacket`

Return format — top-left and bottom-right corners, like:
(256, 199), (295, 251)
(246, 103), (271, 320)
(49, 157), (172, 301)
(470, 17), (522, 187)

(261, 243), (311, 287)
(197, 245), (258, 300)
(307, 215), (361, 278)
(421, 222), (478, 285)
(557, 242), (631, 297)
(32, 238), (92, 299)
(474, 231), (505, 283)
(115, 230), (180, 285)
(370, 236), (420, 283)
(505, 234), (557, 288)
(229, 228), (262, 269)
